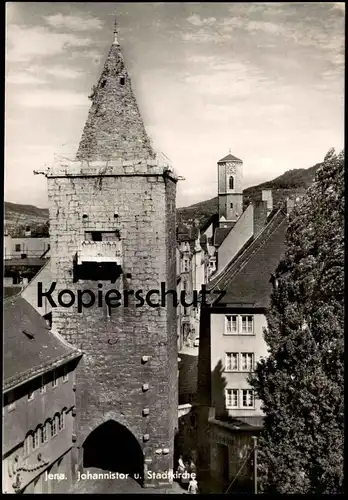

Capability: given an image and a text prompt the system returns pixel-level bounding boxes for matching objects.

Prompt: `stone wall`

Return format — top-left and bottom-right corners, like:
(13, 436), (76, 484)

(46, 160), (178, 487)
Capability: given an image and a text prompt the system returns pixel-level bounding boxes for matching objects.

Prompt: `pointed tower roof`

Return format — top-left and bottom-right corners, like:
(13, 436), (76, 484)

(76, 21), (155, 161)
(218, 153), (242, 163)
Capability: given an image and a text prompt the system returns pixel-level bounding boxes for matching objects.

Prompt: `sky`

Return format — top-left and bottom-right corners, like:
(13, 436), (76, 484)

(5, 2), (345, 208)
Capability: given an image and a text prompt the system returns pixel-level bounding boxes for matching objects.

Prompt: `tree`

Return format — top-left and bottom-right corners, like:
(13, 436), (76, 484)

(249, 149), (344, 494)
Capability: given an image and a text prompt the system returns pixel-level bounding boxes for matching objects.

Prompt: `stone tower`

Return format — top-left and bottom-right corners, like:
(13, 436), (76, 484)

(217, 152), (243, 224)
(36, 22), (178, 488)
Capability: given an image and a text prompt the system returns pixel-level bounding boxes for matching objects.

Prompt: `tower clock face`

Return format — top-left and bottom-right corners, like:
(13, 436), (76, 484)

(226, 162), (236, 174)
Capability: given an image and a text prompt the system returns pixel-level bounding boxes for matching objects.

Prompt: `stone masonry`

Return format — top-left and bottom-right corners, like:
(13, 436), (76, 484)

(36, 23), (179, 489)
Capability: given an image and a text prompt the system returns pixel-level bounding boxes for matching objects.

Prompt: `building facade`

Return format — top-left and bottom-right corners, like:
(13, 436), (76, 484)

(4, 235), (50, 260)
(196, 199), (291, 493)
(34, 24), (178, 489)
(3, 296), (82, 494)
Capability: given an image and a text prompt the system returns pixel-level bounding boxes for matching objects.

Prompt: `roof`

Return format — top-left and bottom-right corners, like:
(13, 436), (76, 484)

(208, 208), (288, 308)
(3, 296), (82, 391)
(210, 415), (264, 431)
(4, 258), (48, 267)
(200, 213), (219, 234)
(4, 286), (22, 299)
(213, 225), (234, 247)
(177, 224), (200, 243)
(218, 153), (242, 163)
(76, 25), (154, 162)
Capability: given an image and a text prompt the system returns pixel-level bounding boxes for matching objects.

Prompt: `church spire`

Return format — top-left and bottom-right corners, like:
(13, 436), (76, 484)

(76, 21), (155, 162)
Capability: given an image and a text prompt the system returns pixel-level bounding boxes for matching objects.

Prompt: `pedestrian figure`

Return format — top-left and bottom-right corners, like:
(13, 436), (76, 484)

(177, 455), (185, 474)
(188, 477), (198, 494)
(189, 459), (196, 474)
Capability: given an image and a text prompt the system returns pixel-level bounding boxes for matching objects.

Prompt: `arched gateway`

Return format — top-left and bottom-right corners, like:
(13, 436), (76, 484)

(83, 420), (144, 483)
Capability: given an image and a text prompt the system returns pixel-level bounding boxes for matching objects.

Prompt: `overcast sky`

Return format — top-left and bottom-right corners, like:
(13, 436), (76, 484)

(5, 2), (344, 208)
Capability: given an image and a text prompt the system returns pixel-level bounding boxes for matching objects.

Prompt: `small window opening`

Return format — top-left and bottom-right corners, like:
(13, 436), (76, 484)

(82, 214), (88, 219)
(120, 76), (125, 86)
(101, 80), (106, 88)
(92, 232), (102, 242)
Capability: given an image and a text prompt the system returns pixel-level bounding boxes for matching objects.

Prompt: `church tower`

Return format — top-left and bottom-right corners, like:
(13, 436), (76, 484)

(217, 152), (243, 225)
(36, 22), (178, 489)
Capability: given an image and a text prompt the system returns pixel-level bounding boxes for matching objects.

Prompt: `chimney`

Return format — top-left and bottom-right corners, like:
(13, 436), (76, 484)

(262, 189), (273, 216)
(253, 201), (268, 237)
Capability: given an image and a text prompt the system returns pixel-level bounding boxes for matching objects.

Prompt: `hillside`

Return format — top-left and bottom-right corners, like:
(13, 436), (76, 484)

(177, 163), (321, 227)
(4, 163), (320, 235)
(5, 203), (49, 235)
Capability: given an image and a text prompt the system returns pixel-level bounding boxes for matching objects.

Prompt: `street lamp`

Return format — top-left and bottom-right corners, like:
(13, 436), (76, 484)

(251, 436), (258, 494)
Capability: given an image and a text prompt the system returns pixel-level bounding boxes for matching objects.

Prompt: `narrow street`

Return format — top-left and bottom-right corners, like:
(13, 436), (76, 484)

(70, 468), (186, 494)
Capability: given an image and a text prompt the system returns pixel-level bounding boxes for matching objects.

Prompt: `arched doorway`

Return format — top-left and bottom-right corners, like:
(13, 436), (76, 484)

(82, 420), (144, 484)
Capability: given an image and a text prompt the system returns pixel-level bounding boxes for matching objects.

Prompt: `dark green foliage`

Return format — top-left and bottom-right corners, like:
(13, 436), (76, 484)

(249, 149), (344, 493)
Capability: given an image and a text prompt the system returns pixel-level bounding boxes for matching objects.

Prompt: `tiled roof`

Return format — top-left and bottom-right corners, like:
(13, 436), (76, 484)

(3, 296), (82, 391)
(218, 153), (242, 163)
(208, 209), (288, 308)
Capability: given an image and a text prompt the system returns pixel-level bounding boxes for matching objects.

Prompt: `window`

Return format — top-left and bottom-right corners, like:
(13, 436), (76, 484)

(33, 429), (40, 450)
(229, 176), (234, 190)
(46, 421), (52, 437)
(230, 202), (233, 208)
(52, 372), (58, 388)
(62, 367), (69, 383)
(225, 353), (238, 371)
(242, 389), (254, 408)
(51, 418), (58, 438)
(40, 376), (46, 394)
(40, 425), (48, 444)
(226, 389), (238, 409)
(58, 411), (65, 432)
(28, 390), (35, 402)
(241, 316), (253, 334)
(120, 76), (125, 85)
(24, 434), (33, 456)
(225, 315), (238, 334)
(183, 259), (189, 272)
(241, 353), (254, 371)
(91, 231), (102, 242)
(15, 244), (21, 252)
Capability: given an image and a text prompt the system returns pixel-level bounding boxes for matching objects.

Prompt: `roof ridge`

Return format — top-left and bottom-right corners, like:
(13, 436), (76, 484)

(4, 350), (82, 392)
(20, 258), (51, 295)
(221, 212), (286, 290)
(209, 209), (285, 295)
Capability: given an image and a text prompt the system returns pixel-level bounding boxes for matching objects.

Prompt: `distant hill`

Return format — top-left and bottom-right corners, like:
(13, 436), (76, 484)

(4, 163), (321, 235)
(5, 203), (49, 235)
(177, 163), (321, 228)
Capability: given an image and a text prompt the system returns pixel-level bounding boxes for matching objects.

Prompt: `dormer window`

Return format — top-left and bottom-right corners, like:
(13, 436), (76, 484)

(120, 76), (125, 86)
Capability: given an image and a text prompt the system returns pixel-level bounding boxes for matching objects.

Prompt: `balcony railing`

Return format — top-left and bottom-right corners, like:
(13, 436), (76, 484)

(76, 241), (122, 265)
